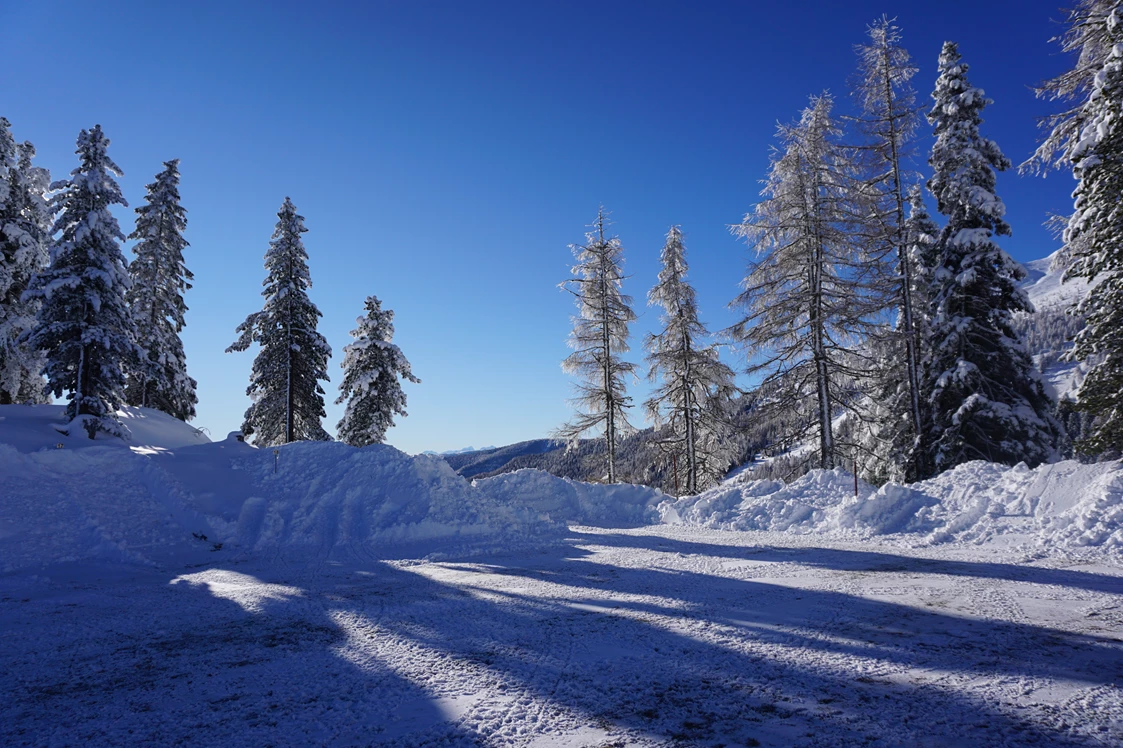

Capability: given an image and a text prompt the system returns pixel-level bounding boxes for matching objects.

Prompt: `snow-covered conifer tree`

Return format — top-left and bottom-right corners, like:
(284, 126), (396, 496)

(1056, 8), (1123, 454)
(645, 226), (736, 494)
(556, 209), (637, 483)
(730, 94), (878, 472)
(335, 295), (419, 447)
(227, 197), (331, 445)
(923, 43), (1058, 470)
(23, 125), (142, 438)
(851, 17), (927, 479)
(1025, 0), (1120, 177)
(125, 159), (197, 420)
(0, 119), (51, 404)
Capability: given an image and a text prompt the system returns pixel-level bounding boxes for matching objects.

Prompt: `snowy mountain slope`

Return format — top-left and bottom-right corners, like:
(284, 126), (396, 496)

(1015, 251), (1097, 402)
(1021, 249), (1093, 312)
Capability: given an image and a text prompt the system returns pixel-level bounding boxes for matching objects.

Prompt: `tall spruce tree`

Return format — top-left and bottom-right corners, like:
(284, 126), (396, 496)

(556, 209), (637, 483)
(125, 159), (197, 420)
(730, 94), (878, 472)
(0, 119), (51, 404)
(336, 295), (419, 447)
(645, 226), (736, 494)
(23, 125), (142, 438)
(227, 197), (331, 445)
(1056, 8), (1123, 455)
(924, 42), (1058, 470)
(851, 17), (927, 480)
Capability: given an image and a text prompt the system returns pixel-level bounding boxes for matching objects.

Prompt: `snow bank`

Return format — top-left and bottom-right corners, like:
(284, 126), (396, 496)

(661, 460), (1123, 552)
(0, 404), (210, 453)
(0, 407), (662, 571)
(474, 468), (664, 528)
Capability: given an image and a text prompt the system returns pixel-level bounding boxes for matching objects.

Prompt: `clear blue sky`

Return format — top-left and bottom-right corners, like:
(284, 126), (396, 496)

(3, 0), (1079, 453)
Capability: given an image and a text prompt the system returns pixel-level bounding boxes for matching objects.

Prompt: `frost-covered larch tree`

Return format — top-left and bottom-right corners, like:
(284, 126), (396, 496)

(0, 118), (51, 404)
(730, 94), (878, 472)
(1052, 7), (1123, 455)
(645, 226), (736, 494)
(851, 17), (928, 480)
(227, 197), (331, 445)
(125, 159), (197, 421)
(335, 295), (419, 447)
(23, 125), (143, 438)
(1025, 0), (1120, 178)
(924, 42), (1058, 470)
(556, 209), (637, 483)
(858, 186), (941, 482)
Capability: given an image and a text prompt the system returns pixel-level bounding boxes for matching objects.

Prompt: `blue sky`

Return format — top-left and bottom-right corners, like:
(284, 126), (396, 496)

(4, 0), (1080, 453)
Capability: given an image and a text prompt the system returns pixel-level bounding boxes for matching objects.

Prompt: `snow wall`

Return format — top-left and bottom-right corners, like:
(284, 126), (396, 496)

(0, 406), (666, 572)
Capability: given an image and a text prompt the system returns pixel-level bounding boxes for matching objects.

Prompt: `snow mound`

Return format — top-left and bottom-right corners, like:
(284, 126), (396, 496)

(0, 439), (564, 572)
(474, 468), (664, 528)
(0, 404), (211, 454)
(0, 407), (665, 572)
(661, 460), (1123, 551)
(659, 468), (875, 533)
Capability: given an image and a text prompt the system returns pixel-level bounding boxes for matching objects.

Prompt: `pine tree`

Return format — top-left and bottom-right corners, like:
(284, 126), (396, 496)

(555, 209), (637, 483)
(851, 17), (927, 479)
(125, 159), (197, 420)
(336, 295), (419, 447)
(730, 94), (878, 471)
(0, 119), (51, 404)
(1058, 9), (1123, 455)
(645, 226), (736, 494)
(23, 125), (142, 438)
(924, 42), (1058, 470)
(227, 197), (332, 445)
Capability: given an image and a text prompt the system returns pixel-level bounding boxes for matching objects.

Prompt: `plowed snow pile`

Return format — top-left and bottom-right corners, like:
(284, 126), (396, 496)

(661, 459), (1123, 551)
(0, 406), (663, 572)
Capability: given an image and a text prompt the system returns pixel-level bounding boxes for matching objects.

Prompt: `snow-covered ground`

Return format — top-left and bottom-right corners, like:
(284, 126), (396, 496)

(2, 406), (1122, 746)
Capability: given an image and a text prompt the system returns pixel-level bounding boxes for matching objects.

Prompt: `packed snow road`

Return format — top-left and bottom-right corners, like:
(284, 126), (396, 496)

(2, 525), (1121, 747)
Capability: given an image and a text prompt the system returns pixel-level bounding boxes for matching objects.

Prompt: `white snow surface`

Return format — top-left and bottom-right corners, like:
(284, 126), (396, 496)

(1021, 250), (1093, 311)
(663, 461), (1123, 553)
(2, 406), (1122, 746)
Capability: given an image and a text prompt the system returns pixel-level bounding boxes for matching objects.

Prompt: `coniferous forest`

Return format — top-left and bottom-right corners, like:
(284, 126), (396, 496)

(2, 4), (1122, 489)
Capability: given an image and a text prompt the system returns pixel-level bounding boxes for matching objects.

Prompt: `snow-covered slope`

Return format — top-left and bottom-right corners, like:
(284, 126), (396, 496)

(0, 403), (211, 453)
(1021, 249), (1092, 312)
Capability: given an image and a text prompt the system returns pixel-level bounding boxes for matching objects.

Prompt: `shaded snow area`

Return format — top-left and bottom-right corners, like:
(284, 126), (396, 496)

(2, 528), (1121, 746)
(663, 462), (1123, 554)
(2, 406), (1122, 745)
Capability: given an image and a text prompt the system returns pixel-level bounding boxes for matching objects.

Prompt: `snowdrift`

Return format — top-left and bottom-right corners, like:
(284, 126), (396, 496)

(661, 460), (1123, 551)
(0, 406), (663, 572)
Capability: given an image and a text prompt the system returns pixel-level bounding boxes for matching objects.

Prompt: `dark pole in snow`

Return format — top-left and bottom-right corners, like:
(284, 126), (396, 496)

(274, 448), (279, 474)
(854, 458), (858, 497)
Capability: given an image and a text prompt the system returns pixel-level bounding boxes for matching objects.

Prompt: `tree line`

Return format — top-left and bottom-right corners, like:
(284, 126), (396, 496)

(0, 125), (417, 446)
(558, 8), (1123, 491)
